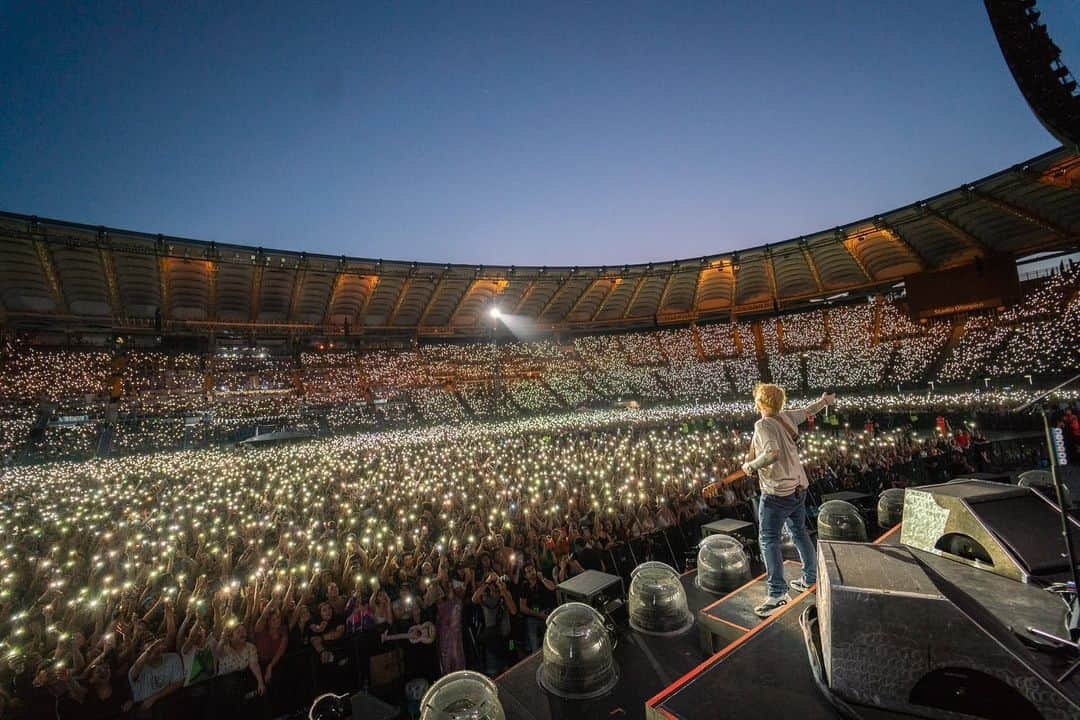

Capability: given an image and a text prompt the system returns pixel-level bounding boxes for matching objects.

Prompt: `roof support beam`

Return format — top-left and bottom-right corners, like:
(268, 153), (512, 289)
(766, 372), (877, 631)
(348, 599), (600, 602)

(448, 278), (480, 326)
(287, 256), (308, 322)
(655, 271), (676, 315)
(838, 232), (873, 283)
(32, 232), (68, 315)
(205, 260), (218, 322)
(385, 275), (414, 326)
(921, 205), (991, 256)
(97, 237), (122, 318)
(512, 280), (536, 314)
(566, 278), (602, 320)
(691, 266), (706, 312)
(248, 253), (265, 323)
(876, 220), (930, 271)
(417, 274), (449, 326)
(355, 276), (379, 328)
(799, 244), (825, 294)
(729, 264), (738, 320)
(621, 275), (648, 320)
(154, 235), (171, 321)
(966, 187), (1073, 239)
(763, 250), (781, 308)
(537, 276), (571, 320)
(321, 260), (347, 326)
(590, 279), (621, 322)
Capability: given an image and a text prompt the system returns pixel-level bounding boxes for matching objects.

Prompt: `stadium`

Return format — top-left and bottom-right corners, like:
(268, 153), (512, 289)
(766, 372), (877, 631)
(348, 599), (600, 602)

(2, 3), (1079, 720)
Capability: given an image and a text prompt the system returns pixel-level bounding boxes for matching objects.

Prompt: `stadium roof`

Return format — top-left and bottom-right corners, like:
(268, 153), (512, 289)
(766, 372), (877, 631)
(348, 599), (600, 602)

(1, 147), (1078, 340)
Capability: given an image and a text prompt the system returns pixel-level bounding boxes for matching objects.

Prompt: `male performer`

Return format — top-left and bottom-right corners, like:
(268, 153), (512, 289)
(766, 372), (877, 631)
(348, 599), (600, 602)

(705, 384), (834, 617)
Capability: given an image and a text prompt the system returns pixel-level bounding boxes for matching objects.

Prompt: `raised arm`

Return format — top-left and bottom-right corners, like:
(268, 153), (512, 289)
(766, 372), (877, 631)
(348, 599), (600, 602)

(253, 600), (274, 634)
(800, 392), (835, 422)
(498, 579), (517, 615)
(128, 639), (161, 683)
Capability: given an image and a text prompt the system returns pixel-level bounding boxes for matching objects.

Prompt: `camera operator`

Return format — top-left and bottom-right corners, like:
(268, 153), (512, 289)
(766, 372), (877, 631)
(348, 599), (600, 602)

(517, 562), (556, 653)
(471, 572), (517, 676)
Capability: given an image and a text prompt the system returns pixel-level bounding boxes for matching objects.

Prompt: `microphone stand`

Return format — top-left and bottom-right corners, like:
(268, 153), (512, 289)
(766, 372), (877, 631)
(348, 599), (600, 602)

(1012, 374), (1080, 649)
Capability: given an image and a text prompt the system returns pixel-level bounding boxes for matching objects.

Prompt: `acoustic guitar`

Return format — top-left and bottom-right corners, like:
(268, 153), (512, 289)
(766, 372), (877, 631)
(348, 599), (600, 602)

(381, 621), (436, 645)
(701, 468), (747, 498)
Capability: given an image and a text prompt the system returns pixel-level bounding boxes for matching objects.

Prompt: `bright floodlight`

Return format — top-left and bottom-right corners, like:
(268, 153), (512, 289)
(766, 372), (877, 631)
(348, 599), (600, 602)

(489, 307), (501, 319)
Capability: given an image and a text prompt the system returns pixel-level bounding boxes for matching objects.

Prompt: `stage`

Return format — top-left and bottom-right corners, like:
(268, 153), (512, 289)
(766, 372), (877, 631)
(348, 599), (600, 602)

(497, 500), (1080, 720)
(645, 524), (904, 719)
(496, 571), (716, 720)
(495, 526), (911, 720)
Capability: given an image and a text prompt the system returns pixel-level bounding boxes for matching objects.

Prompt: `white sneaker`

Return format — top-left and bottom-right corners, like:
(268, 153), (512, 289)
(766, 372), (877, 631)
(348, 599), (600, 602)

(790, 578), (815, 593)
(754, 593), (791, 618)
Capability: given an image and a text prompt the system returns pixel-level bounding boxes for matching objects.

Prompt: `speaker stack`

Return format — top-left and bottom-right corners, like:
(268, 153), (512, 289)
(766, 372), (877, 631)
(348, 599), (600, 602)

(899, 479), (1080, 583)
(808, 480), (1080, 719)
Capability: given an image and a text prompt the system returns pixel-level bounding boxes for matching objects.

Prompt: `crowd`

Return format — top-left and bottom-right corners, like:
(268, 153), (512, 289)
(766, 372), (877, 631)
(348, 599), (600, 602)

(776, 309), (825, 351)
(695, 321), (743, 358)
(5, 382), (1076, 718)
(544, 372), (602, 408)
(0, 344), (110, 402)
(767, 354), (802, 390)
(410, 388), (464, 424)
(657, 361), (730, 402)
(655, 328), (698, 363)
(939, 265), (1079, 381)
(0, 267), (1076, 465)
(506, 379), (562, 414)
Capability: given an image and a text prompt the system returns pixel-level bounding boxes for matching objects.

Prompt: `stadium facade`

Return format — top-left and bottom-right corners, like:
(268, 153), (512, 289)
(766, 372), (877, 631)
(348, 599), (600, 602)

(0, 147), (1077, 343)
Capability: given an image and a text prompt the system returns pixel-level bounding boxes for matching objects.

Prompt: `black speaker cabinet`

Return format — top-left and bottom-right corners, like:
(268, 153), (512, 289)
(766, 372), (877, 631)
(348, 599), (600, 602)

(899, 479), (1079, 583)
(817, 540), (1080, 719)
(349, 690), (398, 720)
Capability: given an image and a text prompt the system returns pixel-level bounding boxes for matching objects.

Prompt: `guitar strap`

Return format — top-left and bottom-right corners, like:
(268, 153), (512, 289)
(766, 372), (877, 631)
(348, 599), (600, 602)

(743, 415), (799, 473)
(775, 414), (799, 447)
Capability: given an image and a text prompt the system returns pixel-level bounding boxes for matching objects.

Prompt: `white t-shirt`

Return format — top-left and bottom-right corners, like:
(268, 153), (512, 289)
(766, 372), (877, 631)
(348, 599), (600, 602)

(216, 640), (257, 677)
(129, 652), (184, 702)
(750, 404), (819, 497)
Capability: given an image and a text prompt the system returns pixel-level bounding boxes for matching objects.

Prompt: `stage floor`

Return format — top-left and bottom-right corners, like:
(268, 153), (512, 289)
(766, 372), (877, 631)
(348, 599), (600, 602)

(646, 592), (914, 720)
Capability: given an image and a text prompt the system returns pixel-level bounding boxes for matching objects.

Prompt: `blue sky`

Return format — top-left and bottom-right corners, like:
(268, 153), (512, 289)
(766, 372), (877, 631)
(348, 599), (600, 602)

(1, 1), (1076, 265)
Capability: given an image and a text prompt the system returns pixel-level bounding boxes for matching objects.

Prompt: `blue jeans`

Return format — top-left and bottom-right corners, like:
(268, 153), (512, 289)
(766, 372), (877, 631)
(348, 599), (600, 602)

(758, 488), (817, 598)
(523, 616), (545, 654)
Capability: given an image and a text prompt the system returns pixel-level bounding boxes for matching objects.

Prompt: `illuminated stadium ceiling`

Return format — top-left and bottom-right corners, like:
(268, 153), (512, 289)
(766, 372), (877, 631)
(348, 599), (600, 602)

(1, 147), (1078, 339)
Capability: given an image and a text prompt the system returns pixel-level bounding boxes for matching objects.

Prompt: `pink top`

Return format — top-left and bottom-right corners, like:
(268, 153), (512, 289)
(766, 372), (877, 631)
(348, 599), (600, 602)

(253, 628), (286, 665)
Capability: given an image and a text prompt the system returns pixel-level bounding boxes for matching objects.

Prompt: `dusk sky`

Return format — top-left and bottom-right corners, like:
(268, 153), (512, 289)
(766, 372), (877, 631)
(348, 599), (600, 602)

(2, 1), (1077, 266)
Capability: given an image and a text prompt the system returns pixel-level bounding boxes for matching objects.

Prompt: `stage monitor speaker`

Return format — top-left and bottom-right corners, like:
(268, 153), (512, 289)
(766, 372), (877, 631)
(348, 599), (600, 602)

(950, 472), (1013, 484)
(899, 479), (1079, 583)
(817, 540), (1080, 719)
